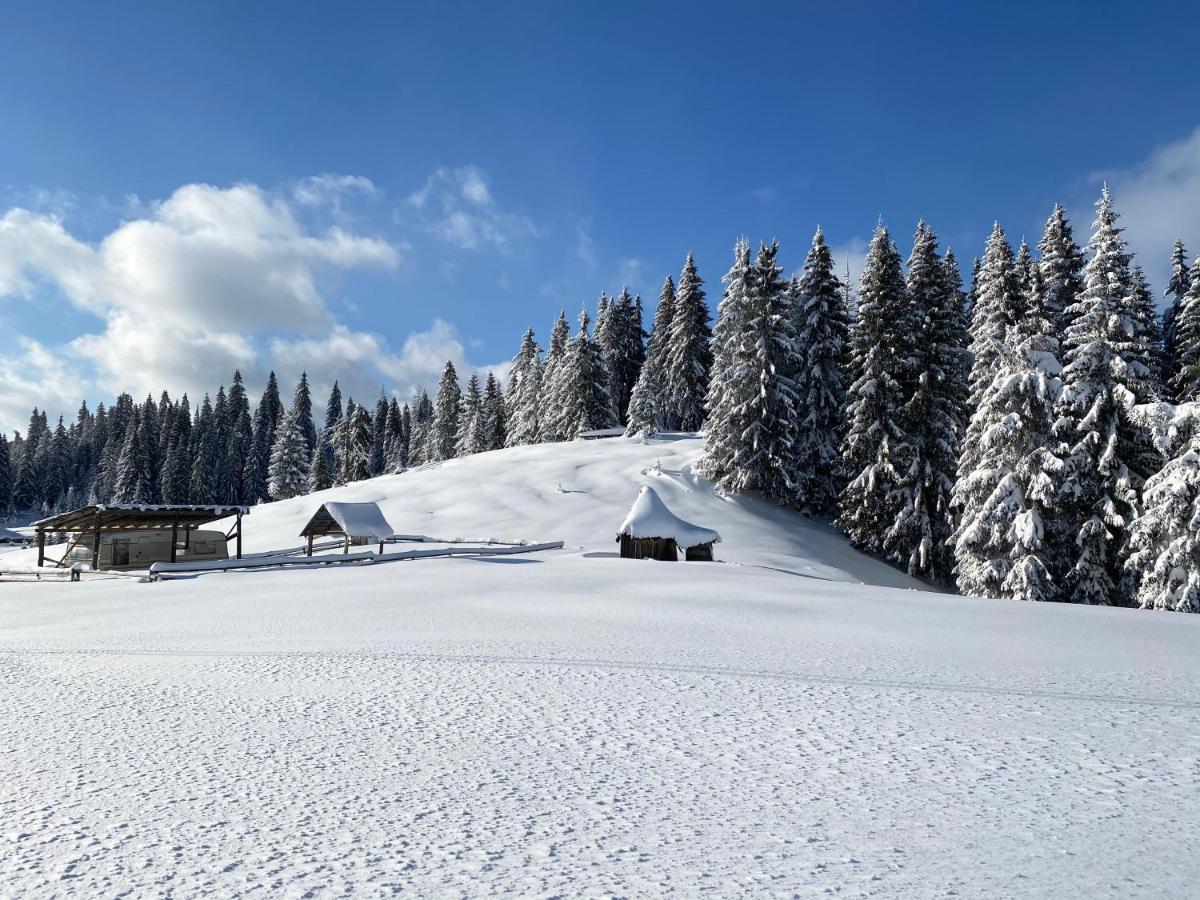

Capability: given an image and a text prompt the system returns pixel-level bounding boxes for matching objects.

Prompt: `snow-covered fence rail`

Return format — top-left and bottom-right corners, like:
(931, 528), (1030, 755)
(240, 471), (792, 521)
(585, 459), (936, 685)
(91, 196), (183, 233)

(148, 540), (565, 581)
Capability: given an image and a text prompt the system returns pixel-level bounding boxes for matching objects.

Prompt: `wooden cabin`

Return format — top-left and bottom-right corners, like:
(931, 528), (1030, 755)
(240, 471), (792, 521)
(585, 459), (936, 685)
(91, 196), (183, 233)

(300, 501), (396, 555)
(616, 486), (720, 562)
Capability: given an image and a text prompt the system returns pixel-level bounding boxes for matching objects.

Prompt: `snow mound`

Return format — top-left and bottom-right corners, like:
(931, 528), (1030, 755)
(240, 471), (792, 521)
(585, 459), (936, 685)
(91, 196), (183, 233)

(617, 485), (720, 545)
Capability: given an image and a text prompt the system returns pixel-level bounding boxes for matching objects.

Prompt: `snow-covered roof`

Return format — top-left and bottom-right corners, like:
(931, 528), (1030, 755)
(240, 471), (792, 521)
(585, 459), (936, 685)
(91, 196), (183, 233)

(616, 486), (720, 546)
(301, 501), (396, 541)
(97, 503), (250, 514)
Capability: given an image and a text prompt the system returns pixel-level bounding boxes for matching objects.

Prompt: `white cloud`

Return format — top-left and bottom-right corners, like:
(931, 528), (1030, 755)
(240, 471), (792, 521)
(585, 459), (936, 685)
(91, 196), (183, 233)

(1088, 127), (1200, 296)
(407, 165), (536, 250)
(0, 180), (420, 430)
(573, 215), (597, 267)
(291, 174), (379, 221)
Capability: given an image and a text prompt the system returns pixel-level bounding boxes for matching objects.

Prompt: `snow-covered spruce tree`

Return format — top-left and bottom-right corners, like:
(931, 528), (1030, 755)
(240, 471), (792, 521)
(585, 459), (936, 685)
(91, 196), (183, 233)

(698, 240), (800, 502)
(698, 238), (754, 483)
(624, 276), (676, 435)
(407, 388), (432, 466)
(371, 390), (389, 476)
(308, 429), (334, 492)
(429, 361), (462, 461)
(221, 371), (253, 505)
(268, 408), (311, 500)
(551, 310), (618, 439)
(790, 227), (849, 515)
(663, 253), (713, 432)
(382, 398), (404, 472)
(1170, 255), (1200, 402)
(341, 400), (373, 483)
(505, 328), (543, 447)
(1128, 265), (1166, 395)
(248, 371), (282, 499)
(836, 224), (912, 553)
(292, 372), (318, 461)
(1125, 403), (1200, 611)
(1163, 242), (1192, 394)
(114, 411), (152, 504)
(885, 225), (970, 583)
(482, 372), (506, 451)
(952, 265), (1062, 601)
(1036, 203), (1084, 339)
(1053, 186), (1158, 606)
(597, 288), (645, 424)
(539, 311), (571, 441)
(189, 395), (219, 504)
(965, 223), (1024, 415)
(456, 373), (485, 456)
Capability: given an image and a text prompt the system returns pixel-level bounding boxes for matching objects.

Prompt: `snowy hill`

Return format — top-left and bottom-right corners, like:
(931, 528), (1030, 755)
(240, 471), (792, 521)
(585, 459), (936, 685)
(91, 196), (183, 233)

(228, 433), (925, 589)
(3, 434), (1199, 896)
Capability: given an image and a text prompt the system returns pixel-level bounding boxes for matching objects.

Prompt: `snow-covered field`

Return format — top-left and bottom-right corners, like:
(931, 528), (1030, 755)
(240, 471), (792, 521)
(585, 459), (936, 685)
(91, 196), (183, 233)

(3, 435), (1199, 896)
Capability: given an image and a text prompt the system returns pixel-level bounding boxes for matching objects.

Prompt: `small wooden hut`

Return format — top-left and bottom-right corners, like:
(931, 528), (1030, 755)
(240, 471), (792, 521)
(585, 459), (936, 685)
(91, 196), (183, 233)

(300, 501), (396, 555)
(616, 486), (720, 562)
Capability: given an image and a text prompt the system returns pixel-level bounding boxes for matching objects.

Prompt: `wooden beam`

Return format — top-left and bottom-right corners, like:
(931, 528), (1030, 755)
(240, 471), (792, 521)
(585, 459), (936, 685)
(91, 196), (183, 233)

(36, 529), (45, 568)
(92, 509), (103, 570)
(235, 510), (243, 560)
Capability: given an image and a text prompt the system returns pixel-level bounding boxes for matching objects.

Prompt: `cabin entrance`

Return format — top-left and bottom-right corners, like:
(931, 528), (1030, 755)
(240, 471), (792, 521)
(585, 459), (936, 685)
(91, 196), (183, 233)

(111, 540), (130, 567)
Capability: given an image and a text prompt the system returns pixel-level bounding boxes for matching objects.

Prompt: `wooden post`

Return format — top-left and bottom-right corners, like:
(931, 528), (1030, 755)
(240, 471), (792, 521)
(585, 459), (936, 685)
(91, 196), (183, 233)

(307, 534), (314, 557)
(92, 509), (102, 571)
(170, 517), (179, 563)
(36, 529), (45, 567)
(378, 540), (384, 555)
(236, 510), (243, 559)
(343, 533), (350, 555)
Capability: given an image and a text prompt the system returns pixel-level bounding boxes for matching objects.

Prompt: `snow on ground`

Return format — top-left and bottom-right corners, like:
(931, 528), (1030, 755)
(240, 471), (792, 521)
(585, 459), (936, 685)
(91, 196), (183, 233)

(3, 435), (1199, 896)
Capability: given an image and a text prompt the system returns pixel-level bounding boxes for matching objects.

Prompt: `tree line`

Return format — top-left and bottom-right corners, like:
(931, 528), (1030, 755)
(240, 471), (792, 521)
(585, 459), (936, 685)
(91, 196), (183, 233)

(2, 186), (1198, 611)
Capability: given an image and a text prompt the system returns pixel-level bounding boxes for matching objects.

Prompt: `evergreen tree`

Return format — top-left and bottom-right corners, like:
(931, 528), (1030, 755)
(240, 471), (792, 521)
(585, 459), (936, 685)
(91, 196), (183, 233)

(625, 276), (676, 434)
(598, 287), (645, 424)
(540, 311), (572, 441)
(952, 263), (1062, 601)
(886, 225), (969, 582)
(113, 411), (152, 503)
(456, 373), (485, 456)
(836, 224), (912, 553)
(698, 240), (800, 501)
(965, 223), (1023, 415)
(1170, 255), (1200, 402)
(663, 254), (713, 431)
(0, 434), (11, 511)
(482, 372), (506, 451)
(1036, 203), (1084, 338)
(408, 388), (433, 466)
(383, 397), (406, 472)
(268, 407), (311, 500)
(371, 390), (389, 475)
(292, 372), (318, 460)
(1053, 186), (1156, 605)
(341, 400), (373, 483)
(791, 227), (849, 514)
(430, 361), (462, 461)
(308, 429), (334, 492)
(1163, 241), (1193, 394)
(551, 310), (618, 439)
(505, 328), (543, 446)
(189, 395), (220, 504)
(1125, 404), (1200, 612)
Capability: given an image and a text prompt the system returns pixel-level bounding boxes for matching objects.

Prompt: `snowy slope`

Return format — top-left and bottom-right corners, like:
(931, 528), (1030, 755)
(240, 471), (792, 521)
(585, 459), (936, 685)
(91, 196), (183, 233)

(217, 433), (926, 589)
(2, 435), (1199, 897)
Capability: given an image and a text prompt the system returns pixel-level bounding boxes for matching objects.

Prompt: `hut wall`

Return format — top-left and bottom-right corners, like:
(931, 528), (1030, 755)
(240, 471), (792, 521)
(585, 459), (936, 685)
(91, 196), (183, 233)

(684, 543), (714, 561)
(620, 534), (678, 561)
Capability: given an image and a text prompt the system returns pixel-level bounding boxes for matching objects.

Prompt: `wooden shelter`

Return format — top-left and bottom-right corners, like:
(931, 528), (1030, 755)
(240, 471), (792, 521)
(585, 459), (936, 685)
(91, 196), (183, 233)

(300, 501), (396, 555)
(32, 504), (248, 570)
(616, 486), (720, 562)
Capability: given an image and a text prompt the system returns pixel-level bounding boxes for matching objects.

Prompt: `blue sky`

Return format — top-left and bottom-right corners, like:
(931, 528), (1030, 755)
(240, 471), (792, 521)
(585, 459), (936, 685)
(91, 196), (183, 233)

(1, 1), (1198, 431)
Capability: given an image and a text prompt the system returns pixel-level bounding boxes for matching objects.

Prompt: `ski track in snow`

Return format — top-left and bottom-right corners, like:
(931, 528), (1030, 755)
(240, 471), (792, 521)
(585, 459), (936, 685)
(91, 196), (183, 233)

(3, 436), (1199, 897)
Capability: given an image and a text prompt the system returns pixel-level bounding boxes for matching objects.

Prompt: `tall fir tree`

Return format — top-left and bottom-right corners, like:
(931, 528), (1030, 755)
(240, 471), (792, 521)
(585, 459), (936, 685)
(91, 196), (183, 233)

(1169, 255), (1200, 402)
(540, 312), (571, 441)
(886, 225), (969, 583)
(482, 372), (506, 451)
(430, 361), (462, 461)
(836, 224), (913, 553)
(505, 328), (543, 447)
(1036, 203), (1084, 338)
(663, 254), (713, 432)
(1163, 241), (1193, 395)
(341, 400), (373, 483)
(292, 372), (318, 460)
(189, 394), (219, 504)
(952, 261), (1062, 601)
(268, 407), (312, 500)
(625, 275), (676, 434)
(1053, 186), (1156, 605)
(456, 373), (485, 456)
(790, 227), (849, 514)
(549, 311), (618, 439)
